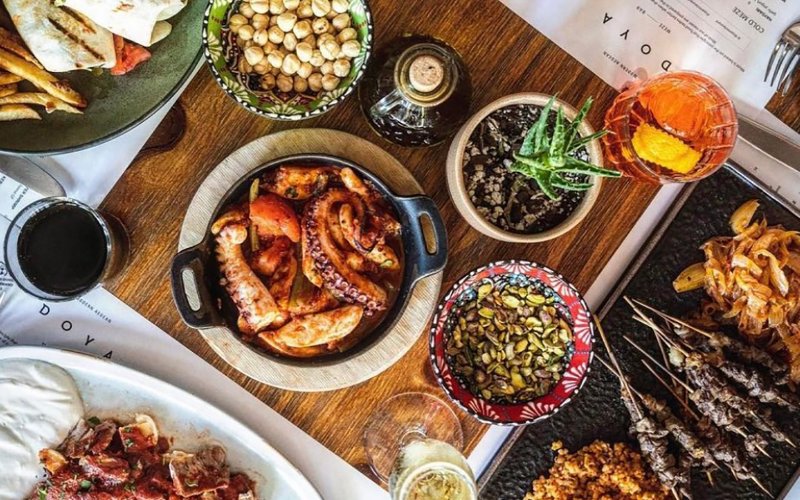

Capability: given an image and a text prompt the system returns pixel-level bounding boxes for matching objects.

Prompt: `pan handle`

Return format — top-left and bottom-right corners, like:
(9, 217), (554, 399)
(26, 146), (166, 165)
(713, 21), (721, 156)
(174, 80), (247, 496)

(170, 245), (220, 330)
(396, 195), (448, 283)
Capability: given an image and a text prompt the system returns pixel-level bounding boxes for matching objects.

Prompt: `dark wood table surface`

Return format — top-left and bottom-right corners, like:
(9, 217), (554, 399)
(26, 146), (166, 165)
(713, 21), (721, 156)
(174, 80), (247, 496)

(100, 0), (800, 484)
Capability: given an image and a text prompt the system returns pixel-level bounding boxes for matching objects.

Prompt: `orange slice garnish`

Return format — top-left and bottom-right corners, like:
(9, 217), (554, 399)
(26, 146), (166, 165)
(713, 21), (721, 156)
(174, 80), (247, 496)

(632, 123), (702, 174)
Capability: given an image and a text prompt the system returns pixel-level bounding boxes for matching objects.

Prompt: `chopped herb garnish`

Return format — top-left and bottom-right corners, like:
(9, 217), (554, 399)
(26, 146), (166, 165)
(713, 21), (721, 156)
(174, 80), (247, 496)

(79, 479), (92, 490)
(87, 416), (101, 426)
(37, 487), (47, 500)
(285, 186), (298, 198)
(124, 438), (134, 449)
(123, 483), (136, 492)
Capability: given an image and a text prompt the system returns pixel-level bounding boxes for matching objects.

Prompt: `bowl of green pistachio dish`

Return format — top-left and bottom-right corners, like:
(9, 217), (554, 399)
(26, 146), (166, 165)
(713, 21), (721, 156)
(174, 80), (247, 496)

(429, 260), (595, 425)
(446, 93), (620, 243)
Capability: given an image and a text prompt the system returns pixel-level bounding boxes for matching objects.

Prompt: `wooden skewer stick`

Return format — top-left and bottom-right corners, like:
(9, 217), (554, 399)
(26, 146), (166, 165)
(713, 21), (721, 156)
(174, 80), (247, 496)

(748, 473), (774, 498)
(629, 298), (713, 339)
(640, 359), (700, 420)
(594, 318), (644, 419)
(630, 310), (676, 383)
(631, 312), (694, 357)
(726, 465), (774, 498)
(743, 410), (797, 448)
(634, 316), (684, 353)
(623, 335), (695, 393)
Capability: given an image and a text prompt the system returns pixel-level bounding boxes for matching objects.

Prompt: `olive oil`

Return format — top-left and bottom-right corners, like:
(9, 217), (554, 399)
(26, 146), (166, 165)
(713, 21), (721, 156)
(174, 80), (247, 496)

(359, 35), (472, 148)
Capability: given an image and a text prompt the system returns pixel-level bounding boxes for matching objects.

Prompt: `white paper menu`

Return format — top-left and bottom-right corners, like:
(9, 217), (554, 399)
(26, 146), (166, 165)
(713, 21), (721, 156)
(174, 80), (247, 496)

(0, 174), (385, 499)
(501, 0), (800, 125)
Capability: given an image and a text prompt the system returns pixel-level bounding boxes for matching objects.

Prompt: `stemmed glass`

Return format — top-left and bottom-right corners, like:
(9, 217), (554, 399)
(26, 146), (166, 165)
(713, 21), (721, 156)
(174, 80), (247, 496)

(363, 392), (478, 500)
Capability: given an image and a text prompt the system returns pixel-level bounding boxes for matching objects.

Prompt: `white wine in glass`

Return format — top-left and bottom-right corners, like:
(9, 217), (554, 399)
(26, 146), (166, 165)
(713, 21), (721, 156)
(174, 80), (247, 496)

(363, 392), (477, 500)
(389, 438), (476, 500)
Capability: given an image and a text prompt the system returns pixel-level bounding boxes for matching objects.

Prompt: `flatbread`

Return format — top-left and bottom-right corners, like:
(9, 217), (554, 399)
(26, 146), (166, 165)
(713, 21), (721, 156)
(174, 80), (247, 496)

(63, 0), (186, 47)
(2, 0), (116, 72)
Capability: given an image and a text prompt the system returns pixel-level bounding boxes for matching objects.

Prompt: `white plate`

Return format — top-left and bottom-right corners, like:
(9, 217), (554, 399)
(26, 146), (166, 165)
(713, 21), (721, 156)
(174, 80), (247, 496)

(0, 346), (321, 500)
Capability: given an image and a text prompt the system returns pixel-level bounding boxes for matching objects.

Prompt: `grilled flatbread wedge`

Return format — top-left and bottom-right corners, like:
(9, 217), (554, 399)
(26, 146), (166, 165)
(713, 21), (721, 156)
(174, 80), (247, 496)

(62, 0), (186, 47)
(2, 0), (115, 72)
(0, 48), (86, 107)
(0, 92), (82, 114)
(0, 104), (40, 121)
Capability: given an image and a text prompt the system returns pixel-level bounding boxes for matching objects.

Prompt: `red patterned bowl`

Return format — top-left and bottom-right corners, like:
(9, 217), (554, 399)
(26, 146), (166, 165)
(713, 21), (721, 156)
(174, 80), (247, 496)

(429, 260), (595, 426)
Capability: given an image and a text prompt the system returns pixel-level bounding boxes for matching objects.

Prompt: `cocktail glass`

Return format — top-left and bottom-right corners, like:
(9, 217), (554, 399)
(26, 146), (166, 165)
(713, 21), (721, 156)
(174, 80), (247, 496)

(602, 71), (738, 184)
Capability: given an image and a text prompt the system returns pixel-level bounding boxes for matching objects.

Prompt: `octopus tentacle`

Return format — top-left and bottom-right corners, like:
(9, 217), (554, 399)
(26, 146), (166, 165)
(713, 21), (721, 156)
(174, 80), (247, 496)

(213, 222), (282, 334)
(303, 189), (388, 315)
(264, 166), (335, 200)
(339, 203), (401, 271)
(339, 167), (401, 236)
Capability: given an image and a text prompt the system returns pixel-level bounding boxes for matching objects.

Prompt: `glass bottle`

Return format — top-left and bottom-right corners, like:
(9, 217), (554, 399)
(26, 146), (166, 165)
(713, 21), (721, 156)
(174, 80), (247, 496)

(359, 35), (472, 148)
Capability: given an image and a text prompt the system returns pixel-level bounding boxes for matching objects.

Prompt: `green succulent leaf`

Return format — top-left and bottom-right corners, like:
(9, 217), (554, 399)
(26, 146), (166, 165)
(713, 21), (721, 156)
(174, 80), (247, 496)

(568, 129), (609, 154)
(513, 153), (550, 172)
(551, 174), (594, 191)
(533, 96), (556, 152)
(519, 120), (540, 157)
(508, 160), (530, 175)
(509, 94), (617, 199)
(549, 108), (566, 165)
(559, 157), (622, 177)
(565, 97), (593, 152)
(535, 170), (559, 200)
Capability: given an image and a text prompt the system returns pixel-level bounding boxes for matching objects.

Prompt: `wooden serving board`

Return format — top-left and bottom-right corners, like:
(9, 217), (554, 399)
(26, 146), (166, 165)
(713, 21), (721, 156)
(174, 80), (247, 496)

(177, 128), (443, 392)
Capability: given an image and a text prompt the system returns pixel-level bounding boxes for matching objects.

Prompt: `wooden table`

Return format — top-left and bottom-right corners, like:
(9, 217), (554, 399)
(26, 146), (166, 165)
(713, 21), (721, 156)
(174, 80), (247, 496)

(100, 0), (800, 484)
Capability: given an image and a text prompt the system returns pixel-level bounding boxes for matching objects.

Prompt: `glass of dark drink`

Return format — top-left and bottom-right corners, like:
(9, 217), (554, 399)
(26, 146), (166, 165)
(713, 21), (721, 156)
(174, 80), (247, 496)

(4, 197), (129, 301)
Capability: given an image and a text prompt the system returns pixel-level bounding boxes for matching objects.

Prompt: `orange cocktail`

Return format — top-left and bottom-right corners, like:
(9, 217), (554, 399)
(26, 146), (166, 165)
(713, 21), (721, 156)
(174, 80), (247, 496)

(602, 71), (738, 183)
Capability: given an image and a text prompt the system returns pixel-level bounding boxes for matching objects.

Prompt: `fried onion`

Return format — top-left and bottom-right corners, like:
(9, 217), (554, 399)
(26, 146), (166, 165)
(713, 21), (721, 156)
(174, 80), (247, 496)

(678, 200), (800, 382)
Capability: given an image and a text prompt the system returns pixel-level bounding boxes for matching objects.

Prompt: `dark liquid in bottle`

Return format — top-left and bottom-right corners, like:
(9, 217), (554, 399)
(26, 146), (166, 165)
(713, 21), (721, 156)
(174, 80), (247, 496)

(359, 35), (472, 147)
(18, 204), (107, 296)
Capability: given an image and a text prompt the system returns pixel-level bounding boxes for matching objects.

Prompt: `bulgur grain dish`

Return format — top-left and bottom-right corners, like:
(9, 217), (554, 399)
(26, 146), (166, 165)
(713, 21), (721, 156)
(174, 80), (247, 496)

(524, 440), (668, 500)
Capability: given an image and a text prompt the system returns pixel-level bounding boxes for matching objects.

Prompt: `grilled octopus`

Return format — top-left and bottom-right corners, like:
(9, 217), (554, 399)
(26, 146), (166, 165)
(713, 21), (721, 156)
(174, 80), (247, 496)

(300, 167), (401, 315)
(211, 166), (401, 356)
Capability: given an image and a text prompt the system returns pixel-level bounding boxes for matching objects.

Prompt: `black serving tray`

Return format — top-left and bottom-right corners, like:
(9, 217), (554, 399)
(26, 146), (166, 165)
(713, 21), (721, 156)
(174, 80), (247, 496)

(478, 163), (800, 500)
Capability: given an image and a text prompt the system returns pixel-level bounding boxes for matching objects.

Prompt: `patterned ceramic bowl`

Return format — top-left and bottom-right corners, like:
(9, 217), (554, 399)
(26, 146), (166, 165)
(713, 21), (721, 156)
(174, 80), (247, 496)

(203, 0), (373, 120)
(429, 260), (595, 425)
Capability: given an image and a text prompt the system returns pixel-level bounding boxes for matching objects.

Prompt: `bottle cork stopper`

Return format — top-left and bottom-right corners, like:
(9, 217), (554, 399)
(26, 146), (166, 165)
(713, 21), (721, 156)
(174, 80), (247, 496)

(408, 54), (445, 94)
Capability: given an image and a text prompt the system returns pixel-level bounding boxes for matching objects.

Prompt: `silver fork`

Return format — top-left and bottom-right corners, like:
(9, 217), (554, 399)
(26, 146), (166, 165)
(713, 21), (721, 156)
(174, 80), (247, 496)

(764, 22), (800, 96)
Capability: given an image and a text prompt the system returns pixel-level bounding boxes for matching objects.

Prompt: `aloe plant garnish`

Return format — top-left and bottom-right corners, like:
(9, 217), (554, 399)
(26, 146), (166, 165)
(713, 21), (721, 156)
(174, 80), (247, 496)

(508, 96), (620, 200)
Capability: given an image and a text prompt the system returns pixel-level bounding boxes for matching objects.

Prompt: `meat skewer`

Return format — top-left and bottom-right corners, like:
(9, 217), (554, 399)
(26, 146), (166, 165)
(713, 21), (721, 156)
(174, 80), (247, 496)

(594, 323), (685, 499)
(629, 298), (789, 378)
(640, 360), (774, 497)
(631, 301), (799, 411)
(600, 355), (774, 497)
(714, 359), (799, 409)
(641, 359), (771, 459)
(628, 321), (798, 449)
(629, 337), (774, 458)
(686, 360), (795, 448)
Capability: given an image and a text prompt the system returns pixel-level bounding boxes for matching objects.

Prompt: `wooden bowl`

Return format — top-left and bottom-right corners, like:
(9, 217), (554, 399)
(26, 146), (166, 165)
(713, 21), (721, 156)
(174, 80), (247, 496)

(445, 93), (604, 243)
(429, 260), (595, 425)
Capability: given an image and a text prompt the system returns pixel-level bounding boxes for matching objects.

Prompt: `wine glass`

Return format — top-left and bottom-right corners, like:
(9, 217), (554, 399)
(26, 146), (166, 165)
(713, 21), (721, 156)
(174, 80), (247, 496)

(363, 392), (477, 500)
